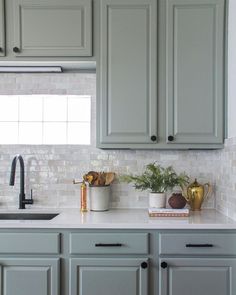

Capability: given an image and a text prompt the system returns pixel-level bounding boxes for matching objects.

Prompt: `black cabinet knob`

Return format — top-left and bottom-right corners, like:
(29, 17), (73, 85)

(168, 135), (174, 142)
(151, 135), (157, 142)
(141, 262), (148, 269)
(161, 261), (168, 269)
(13, 47), (20, 53)
(0, 47), (3, 52)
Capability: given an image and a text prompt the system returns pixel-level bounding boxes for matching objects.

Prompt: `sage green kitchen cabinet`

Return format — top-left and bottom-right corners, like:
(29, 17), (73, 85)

(165, 0), (225, 145)
(0, 0), (5, 56)
(0, 258), (60, 295)
(159, 258), (236, 295)
(97, 0), (158, 145)
(70, 258), (148, 295)
(9, 0), (92, 57)
(0, 228), (236, 295)
(97, 0), (226, 149)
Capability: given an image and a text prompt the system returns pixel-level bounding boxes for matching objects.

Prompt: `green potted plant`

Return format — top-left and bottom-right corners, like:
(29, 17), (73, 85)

(121, 163), (189, 208)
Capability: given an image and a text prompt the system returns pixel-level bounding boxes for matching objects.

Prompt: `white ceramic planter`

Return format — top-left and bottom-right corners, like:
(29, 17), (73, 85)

(89, 185), (111, 211)
(149, 192), (166, 208)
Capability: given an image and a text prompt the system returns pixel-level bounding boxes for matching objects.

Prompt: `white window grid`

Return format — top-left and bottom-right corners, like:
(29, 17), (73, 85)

(0, 95), (91, 145)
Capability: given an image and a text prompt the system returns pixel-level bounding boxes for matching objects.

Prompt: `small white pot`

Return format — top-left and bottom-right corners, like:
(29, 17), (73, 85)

(149, 192), (166, 208)
(89, 185), (111, 211)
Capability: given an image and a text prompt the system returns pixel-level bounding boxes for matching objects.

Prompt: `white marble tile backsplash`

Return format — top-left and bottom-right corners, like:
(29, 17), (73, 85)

(0, 73), (233, 219)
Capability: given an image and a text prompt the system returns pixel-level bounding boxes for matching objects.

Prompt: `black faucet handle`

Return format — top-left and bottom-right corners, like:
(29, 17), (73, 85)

(24, 199), (34, 205)
(29, 189), (34, 204)
(23, 189), (34, 205)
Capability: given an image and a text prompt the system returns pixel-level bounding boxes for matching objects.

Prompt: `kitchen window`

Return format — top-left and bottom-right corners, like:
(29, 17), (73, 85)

(0, 95), (91, 144)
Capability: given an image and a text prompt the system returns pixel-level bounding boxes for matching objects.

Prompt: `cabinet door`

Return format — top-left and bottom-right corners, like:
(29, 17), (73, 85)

(70, 258), (148, 295)
(160, 258), (236, 295)
(0, 0), (5, 56)
(0, 258), (59, 295)
(11, 0), (92, 57)
(98, 0), (157, 145)
(166, 0), (225, 144)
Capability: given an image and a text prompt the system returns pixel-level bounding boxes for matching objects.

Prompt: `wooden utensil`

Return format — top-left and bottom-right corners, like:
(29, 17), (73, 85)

(87, 171), (99, 184)
(83, 174), (94, 184)
(99, 172), (106, 186)
(105, 172), (115, 185)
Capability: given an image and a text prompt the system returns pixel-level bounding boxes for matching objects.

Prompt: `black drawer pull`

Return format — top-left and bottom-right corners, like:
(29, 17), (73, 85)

(186, 244), (213, 248)
(95, 243), (123, 247)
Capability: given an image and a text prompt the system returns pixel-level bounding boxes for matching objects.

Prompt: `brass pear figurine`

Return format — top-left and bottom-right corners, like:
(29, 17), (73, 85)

(183, 179), (211, 211)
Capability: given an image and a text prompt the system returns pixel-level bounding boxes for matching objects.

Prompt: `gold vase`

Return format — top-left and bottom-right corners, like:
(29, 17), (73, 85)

(183, 179), (211, 211)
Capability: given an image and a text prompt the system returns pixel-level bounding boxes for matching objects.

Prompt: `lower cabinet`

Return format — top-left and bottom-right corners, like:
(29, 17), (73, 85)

(0, 258), (60, 295)
(159, 258), (236, 295)
(1, 229), (236, 295)
(70, 258), (148, 295)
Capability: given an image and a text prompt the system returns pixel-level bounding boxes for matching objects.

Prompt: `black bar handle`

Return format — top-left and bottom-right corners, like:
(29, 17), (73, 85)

(186, 244), (213, 248)
(95, 243), (123, 247)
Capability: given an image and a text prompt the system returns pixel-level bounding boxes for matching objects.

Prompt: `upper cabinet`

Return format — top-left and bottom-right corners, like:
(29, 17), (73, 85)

(0, 0), (94, 60)
(0, 0), (5, 56)
(0, 0), (227, 149)
(97, 0), (226, 149)
(11, 0), (92, 57)
(97, 0), (157, 145)
(166, 0), (225, 145)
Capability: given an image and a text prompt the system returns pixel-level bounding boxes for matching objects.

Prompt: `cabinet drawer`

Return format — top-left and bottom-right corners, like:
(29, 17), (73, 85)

(0, 233), (60, 254)
(70, 233), (149, 254)
(160, 233), (236, 255)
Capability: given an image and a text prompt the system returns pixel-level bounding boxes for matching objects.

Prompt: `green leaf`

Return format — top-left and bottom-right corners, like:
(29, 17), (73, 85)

(120, 162), (189, 193)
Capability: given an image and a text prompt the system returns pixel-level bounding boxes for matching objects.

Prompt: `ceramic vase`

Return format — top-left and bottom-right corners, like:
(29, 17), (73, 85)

(168, 193), (187, 209)
(149, 192), (166, 208)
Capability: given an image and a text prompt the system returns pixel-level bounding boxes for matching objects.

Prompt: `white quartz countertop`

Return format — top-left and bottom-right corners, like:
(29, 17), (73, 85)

(0, 208), (236, 229)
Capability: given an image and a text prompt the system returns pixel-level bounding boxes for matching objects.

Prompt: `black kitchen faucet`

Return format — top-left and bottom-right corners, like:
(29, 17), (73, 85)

(9, 154), (33, 209)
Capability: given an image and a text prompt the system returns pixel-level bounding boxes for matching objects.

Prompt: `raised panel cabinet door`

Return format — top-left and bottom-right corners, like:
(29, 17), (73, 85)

(166, 0), (225, 144)
(160, 258), (236, 295)
(98, 0), (157, 145)
(11, 0), (92, 57)
(0, 0), (5, 56)
(70, 258), (148, 295)
(0, 258), (60, 295)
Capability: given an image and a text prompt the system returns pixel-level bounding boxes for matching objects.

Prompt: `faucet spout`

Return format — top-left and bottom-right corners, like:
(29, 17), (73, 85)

(9, 155), (33, 209)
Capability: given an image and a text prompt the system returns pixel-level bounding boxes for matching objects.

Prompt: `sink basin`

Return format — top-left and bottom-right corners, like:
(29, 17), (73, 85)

(0, 213), (59, 220)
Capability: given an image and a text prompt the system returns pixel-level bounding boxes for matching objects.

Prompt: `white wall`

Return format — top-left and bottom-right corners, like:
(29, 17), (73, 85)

(228, 0), (236, 138)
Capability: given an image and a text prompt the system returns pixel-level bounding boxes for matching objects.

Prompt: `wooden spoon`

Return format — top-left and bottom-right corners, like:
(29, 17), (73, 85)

(99, 172), (106, 186)
(87, 171), (99, 185)
(105, 172), (115, 185)
(83, 174), (94, 184)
